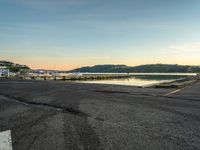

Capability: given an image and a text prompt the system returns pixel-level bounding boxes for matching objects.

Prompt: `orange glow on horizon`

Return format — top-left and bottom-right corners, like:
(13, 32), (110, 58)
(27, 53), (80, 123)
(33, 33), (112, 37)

(29, 62), (200, 71)
(2, 57), (199, 71)
(29, 64), (78, 71)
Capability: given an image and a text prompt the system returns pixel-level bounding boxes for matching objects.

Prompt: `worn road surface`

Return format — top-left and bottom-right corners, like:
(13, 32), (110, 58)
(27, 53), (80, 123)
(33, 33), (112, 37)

(0, 79), (200, 150)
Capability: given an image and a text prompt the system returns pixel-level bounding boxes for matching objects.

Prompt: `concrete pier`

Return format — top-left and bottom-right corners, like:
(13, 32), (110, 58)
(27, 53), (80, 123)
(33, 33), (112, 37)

(26, 74), (131, 81)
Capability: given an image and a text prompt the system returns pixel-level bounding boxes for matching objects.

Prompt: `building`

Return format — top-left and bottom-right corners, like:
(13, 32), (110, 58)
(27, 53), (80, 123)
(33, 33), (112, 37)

(0, 66), (10, 77)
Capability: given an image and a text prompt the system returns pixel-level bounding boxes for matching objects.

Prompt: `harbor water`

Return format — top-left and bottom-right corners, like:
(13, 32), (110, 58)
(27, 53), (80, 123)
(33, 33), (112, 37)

(74, 73), (196, 86)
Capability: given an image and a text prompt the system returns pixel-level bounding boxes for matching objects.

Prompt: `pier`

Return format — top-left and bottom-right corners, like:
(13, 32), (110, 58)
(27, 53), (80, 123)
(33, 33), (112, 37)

(25, 73), (131, 81)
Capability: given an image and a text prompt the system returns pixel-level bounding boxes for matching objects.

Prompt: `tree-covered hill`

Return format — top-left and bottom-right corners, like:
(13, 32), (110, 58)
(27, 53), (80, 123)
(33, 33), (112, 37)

(0, 61), (30, 72)
(69, 64), (200, 73)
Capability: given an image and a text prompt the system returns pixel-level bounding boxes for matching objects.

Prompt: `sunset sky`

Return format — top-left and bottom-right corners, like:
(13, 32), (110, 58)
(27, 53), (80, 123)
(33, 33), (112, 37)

(0, 0), (200, 70)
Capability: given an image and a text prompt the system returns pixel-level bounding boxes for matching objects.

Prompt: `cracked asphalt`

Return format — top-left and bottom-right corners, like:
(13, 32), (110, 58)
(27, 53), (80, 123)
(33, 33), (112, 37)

(0, 79), (200, 150)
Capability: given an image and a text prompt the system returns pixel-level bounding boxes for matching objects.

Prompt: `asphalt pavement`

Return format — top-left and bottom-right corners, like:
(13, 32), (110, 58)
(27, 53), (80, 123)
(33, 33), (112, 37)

(0, 79), (200, 150)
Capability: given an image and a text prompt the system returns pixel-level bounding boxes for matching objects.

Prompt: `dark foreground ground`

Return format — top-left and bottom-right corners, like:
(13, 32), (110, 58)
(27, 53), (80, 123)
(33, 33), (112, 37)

(0, 79), (200, 150)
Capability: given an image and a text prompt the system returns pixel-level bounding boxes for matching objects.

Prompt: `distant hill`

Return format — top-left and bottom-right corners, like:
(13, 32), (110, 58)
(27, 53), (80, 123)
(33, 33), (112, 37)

(69, 64), (200, 73)
(0, 60), (30, 72)
(1, 61), (200, 73)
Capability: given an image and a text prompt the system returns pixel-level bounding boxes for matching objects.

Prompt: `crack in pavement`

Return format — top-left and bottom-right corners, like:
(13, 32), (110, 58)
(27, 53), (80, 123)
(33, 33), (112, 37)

(0, 93), (87, 117)
(0, 93), (109, 125)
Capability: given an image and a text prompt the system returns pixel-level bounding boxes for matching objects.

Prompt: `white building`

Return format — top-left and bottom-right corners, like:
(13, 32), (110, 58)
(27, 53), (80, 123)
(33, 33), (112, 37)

(0, 66), (9, 77)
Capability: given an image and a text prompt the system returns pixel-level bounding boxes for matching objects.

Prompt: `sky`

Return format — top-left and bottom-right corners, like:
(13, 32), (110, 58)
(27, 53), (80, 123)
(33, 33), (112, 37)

(0, 0), (200, 70)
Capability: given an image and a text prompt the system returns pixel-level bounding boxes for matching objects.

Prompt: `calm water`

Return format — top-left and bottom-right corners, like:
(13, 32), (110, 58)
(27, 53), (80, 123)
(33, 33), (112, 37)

(76, 73), (196, 86)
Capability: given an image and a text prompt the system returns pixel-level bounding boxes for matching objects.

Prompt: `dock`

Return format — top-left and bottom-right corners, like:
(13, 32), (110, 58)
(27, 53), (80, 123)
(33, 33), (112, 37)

(25, 73), (131, 81)
(150, 75), (200, 88)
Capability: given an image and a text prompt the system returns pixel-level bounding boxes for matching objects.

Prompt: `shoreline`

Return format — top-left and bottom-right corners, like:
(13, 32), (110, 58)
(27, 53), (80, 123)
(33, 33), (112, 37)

(0, 75), (199, 90)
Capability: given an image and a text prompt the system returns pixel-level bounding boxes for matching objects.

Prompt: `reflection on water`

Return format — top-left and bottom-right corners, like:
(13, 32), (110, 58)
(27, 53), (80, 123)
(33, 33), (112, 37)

(76, 75), (188, 86)
(133, 75), (187, 80)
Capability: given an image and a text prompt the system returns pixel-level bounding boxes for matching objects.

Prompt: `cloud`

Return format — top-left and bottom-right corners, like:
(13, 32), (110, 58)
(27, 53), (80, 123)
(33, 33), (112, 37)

(169, 42), (200, 52)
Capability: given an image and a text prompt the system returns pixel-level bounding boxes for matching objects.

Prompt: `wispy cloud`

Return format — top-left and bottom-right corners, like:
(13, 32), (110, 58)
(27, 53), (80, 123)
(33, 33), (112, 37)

(169, 42), (200, 52)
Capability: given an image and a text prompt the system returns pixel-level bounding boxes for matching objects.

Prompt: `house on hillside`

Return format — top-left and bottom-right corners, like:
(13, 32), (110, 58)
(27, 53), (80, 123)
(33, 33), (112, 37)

(0, 66), (10, 77)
